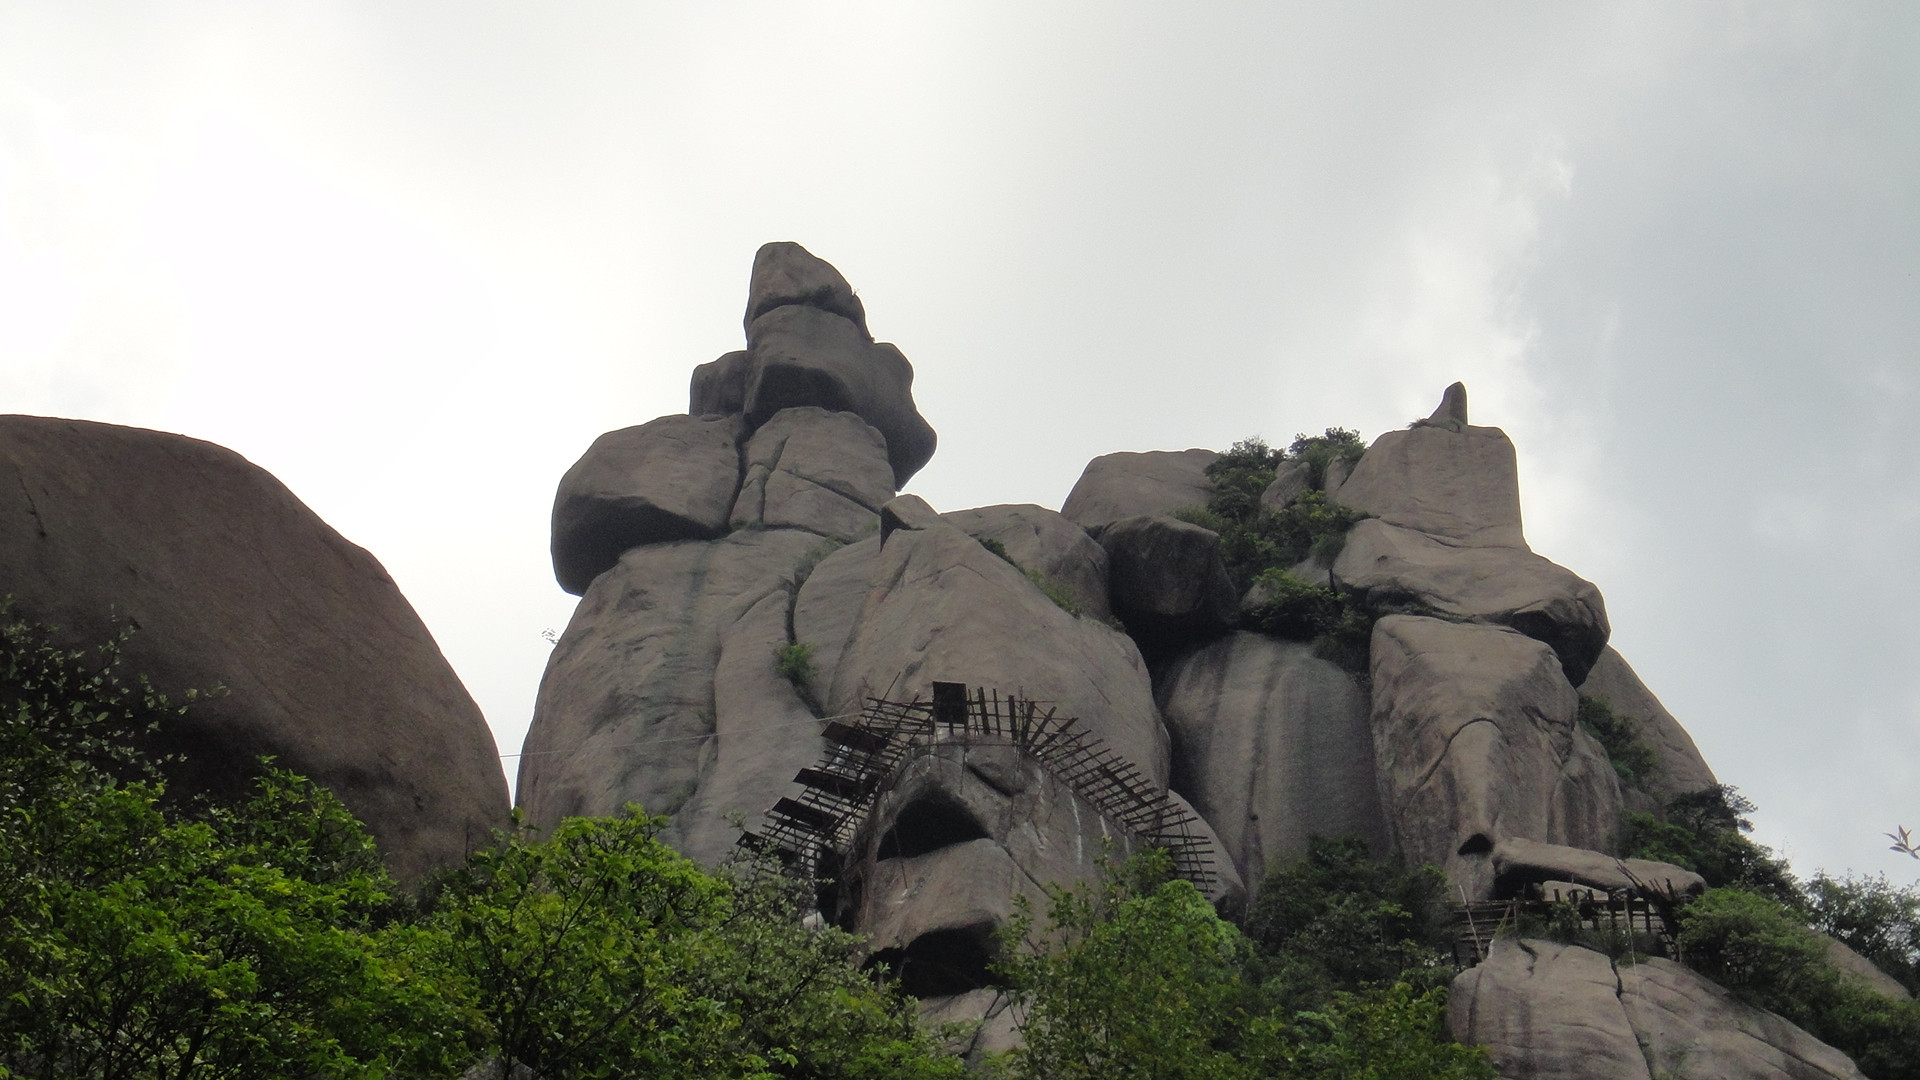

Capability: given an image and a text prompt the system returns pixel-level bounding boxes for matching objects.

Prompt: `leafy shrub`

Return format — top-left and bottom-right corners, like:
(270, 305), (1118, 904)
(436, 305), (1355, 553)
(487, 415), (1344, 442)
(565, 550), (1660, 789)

(1240, 981), (1496, 1080)
(1575, 694), (1659, 790)
(427, 811), (963, 1080)
(775, 641), (818, 689)
(1286, 428), (1366, 490)
(1676, 887), (1920, 1080)
(1244, 837), (1452, 1014)
(993, 848), (1490, 1080)
(1243, 569), (1342, 640)
(978, 537), (1016, 564)
(1621, 786), (1802, 908)
(2, 608), (962, 1080)
(993, 851), (1251, 1080)
(1806, 872), (1920, 994)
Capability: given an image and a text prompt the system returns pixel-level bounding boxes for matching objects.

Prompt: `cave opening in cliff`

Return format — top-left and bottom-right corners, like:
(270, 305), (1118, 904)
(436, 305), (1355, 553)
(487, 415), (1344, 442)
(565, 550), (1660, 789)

(867, 923), (997, 999)
(877, 792), (989, 860)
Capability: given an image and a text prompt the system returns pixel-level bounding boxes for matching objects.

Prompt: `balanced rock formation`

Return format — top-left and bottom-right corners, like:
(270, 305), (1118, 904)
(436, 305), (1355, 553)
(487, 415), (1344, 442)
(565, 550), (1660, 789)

(551, 414), (743, 595)
(0, 415), (508, 883)
(524, 251), (1872, 1076)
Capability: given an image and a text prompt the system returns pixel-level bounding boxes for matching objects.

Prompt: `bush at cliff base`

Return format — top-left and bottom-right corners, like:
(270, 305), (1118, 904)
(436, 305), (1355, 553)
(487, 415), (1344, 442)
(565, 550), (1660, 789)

(0, 606), (959, 1080)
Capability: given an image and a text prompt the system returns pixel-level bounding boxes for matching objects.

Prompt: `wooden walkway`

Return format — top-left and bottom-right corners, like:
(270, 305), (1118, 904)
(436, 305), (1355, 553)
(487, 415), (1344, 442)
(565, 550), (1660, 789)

(1451, 886), (1682, 968)
(741, 682), (1219, 892)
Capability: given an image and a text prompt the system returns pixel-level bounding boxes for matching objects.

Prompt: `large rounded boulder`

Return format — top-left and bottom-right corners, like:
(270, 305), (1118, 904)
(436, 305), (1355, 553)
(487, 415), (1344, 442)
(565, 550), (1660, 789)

(0, 415), (509, 884)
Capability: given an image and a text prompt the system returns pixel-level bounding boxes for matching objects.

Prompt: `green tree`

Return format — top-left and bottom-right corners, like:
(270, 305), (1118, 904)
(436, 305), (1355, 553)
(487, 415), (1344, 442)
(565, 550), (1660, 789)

(425, 809), (961, 1080)
(1243, 837), (1451, 1015)
(991, 849), (1491, 1080)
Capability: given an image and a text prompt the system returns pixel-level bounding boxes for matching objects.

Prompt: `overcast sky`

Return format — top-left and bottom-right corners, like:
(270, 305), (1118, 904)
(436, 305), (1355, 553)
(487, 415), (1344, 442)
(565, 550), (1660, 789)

(4, 2), (1915, 884)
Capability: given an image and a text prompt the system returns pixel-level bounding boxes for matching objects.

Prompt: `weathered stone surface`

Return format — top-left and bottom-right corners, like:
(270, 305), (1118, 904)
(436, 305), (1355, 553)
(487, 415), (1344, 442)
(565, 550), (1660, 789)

(517, 529), (821, 832)
(1158, 633), (1387, 895)
(1259, 459), (1312, 509)
(729, 407), (892, 543)
(791, 537), (879, 704)
(1821, 935), (1914, 1001)
(1333, 419), (1526, 548)
(1322, 455), (1353, 499)
(1491, 837), (1705, 899)
(669, 587), (825, 865)
(551, 414), (742, 595)
(852, 745), (1140, 946)
(743, 305), (935, 487)
(743, 240), (870, 339)
(1059, 448), (1218, 533)
(847, 744), (1146, 1006)
(0, 416), (507, 884)
(1452, 938), (1867, 1079)
(828, 517), (1171, 786)
(1168, 789), (1248, 917)
(689, 350), (750, 417)
(1369, 616), (1622, 896)
(1333, 518), (1611, 683)
(943, 503), (1113, 623)
(1577, 646), (1719, 804)
(879, 492), (945, 540)
(1423, 380), (1470, 428)
(1450, 938), (1650, 1079)
(1097, 515), (1237, 647)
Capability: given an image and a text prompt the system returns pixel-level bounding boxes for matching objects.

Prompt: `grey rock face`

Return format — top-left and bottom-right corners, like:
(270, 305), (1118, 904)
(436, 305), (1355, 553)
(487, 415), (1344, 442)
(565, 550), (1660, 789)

(1490, 837), (1705, 899)
(0, 416), (508, 884)
(1097, 515), (1237, 647)
(791, 537), (880, 705)
(1821, 935), (1914, 1001)
(1060, 448), (1218, 533)
(551, 414), (743, 595)
(1333, 518), (1611, 683)
(690, 350), (750, 417)
(744, 305), (936, 487)
(1577, 646), (1719, 804)
(1450, 937), (1868, 1079)
(730, 407), (893, 543)
(1369, 615), (1622, 896)
(828, 515), (1172, 786)
(942, 503), (1114, 623)
(743, 240), (870, 339)
(1334, 422), (1525, 548)
(1259, 459), (1312, 509)
(518, 528), (822, 833)
(1423, 380), (1470, 428)
(669, 587), (825, 865)
(1158, 633), (1386, 895)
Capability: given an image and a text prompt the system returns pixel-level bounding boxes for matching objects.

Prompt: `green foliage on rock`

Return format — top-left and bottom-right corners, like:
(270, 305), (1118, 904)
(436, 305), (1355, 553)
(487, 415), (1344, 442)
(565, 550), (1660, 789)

(975, 536), (1085, 619)
(1807, 872), (1920, 994)
(1243, 836), (1452, 1015)
(0, 607), (961, 1080)
(1284, 428), (1367, 490)
(1186, 434), (1374, 669)
(1677, 887), (1920, 1080)
(775, 641), (818, 690)
(991, 845), (1492, 1080)
(1621, 786), (1802, 907)
(1575, 694), (1659, 790)
(424, 810), (962, 1080)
